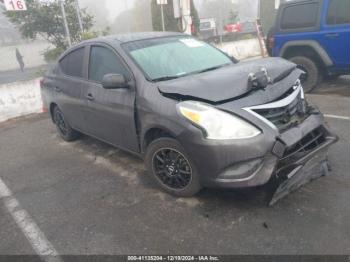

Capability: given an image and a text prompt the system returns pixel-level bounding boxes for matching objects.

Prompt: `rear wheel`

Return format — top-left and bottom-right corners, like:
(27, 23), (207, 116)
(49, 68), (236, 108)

(289, 56), (322, 93)
(53, 106), (80, 142)
(145, 138), (201, 197)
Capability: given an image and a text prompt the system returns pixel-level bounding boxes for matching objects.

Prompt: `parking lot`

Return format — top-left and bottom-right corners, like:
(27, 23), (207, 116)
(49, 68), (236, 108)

(1, 78), (350, 256)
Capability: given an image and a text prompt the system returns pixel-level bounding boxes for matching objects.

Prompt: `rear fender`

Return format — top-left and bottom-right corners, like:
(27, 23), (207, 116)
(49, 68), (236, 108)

(279, 40), (333, 66)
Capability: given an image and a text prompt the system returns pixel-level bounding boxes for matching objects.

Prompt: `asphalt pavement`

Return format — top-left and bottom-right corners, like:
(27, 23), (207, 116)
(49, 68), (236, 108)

(0, 79), (350, 256)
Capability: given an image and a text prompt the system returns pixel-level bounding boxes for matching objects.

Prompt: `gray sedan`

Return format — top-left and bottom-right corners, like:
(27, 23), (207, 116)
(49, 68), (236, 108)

(41, 32), (337, 204)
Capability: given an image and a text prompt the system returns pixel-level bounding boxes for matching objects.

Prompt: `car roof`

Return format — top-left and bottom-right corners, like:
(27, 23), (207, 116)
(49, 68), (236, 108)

(83, 31), (187, 44)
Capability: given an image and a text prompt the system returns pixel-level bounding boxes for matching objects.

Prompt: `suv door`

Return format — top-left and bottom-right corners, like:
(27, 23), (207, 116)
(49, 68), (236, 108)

(273, 1), (321, 56)
(321, 0), (350, 68)
(55, 46), (88, 131)
(83, 44), (139, 153)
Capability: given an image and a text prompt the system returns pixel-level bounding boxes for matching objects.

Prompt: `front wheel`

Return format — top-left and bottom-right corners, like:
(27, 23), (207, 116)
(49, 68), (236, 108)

(289, 56), (322, 93)
(145, 138), (201, 197)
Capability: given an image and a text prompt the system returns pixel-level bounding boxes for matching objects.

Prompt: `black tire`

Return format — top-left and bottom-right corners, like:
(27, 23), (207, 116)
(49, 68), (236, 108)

(289, 56), (322, 93)
(145, 138), (201, 197)
(53, 106), (80, 142)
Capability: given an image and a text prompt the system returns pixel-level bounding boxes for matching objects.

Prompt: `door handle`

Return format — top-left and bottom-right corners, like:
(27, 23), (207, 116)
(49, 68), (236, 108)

(54, 86), (61, 93)
(86, 93), (95, 101)
(325, 33), (339, 38)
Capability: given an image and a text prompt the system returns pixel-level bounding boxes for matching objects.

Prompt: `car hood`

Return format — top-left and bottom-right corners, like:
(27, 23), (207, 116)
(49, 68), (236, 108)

(157, 57), (298, 103)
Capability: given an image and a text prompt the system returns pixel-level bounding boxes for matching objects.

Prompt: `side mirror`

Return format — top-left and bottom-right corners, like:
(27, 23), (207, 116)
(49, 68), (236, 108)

(102, 74), (127, 89)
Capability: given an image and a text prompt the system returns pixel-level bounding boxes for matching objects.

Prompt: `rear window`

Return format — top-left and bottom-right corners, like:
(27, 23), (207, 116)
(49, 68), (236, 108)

(59, 47), (85, 78)
(327, 0), (350, 25)
(281, 3), (319, 30)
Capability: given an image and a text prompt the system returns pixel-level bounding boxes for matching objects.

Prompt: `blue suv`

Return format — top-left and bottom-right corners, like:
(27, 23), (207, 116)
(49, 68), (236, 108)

(268, 0), (350, 92)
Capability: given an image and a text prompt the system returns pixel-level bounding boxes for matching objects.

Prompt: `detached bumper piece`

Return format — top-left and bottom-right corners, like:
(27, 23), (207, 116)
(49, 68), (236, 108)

(267, 126), (338, 206)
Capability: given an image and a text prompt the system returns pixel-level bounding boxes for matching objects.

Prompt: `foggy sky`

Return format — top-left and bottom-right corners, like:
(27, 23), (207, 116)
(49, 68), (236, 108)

(79, 0), (137, 23)
(78, 0), (260, 31)
(80, 0), (258, 21)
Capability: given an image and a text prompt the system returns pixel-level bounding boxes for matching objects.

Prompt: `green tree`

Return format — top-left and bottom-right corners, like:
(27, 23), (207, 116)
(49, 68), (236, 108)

(5, 0), (94, 50)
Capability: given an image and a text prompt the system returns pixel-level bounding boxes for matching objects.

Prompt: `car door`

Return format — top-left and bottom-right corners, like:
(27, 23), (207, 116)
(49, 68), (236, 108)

(83, 44), (139, 153)
(54, 46), (88, 131)
(320, 0), (350, 67)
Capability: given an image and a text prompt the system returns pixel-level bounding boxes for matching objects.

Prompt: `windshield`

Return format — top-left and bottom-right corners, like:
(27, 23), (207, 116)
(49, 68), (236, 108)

(122, 37), (233, 81)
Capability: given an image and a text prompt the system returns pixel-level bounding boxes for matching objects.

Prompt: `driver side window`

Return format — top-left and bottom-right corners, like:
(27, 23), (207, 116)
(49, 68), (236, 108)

(89, 46), (130, 83)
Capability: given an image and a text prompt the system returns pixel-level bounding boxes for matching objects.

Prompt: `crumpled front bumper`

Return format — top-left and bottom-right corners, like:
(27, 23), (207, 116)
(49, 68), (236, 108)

(268, 127), (337, 205)
(179, 111), (338, 203)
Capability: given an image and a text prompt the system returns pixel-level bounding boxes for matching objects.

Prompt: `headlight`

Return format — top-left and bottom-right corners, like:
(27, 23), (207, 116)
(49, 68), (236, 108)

(177, 101), (261, 140)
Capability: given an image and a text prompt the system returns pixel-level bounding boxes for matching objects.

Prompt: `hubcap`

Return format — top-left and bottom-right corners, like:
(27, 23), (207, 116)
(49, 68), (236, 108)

(152, 148), (192, 189)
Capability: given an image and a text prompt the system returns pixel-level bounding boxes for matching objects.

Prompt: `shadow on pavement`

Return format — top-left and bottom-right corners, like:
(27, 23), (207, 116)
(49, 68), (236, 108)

(315, 75), (350, 97)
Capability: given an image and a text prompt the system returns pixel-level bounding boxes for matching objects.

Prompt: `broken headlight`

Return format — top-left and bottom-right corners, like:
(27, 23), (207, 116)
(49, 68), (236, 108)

(177, 101), (261, 140)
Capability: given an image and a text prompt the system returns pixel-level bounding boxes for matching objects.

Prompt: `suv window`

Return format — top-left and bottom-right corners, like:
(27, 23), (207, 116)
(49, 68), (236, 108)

(281, 3), (319, 29)
(327, 0), (350, 25)
(89, 46), (130, 83)
(59, 47), (85, 78)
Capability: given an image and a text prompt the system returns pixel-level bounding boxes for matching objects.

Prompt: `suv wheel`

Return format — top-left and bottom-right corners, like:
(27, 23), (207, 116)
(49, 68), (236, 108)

(145, 138), (201, 197)
(289, 56), (322, 93)
(53, 106), (80, 142)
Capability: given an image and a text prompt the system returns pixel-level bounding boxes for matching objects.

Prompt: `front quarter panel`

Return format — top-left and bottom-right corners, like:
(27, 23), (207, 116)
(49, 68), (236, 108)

(136, 80), (191, 153)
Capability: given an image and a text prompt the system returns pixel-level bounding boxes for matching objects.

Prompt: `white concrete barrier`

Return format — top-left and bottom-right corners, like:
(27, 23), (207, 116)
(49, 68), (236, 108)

(215, 38), (262, 60)
(0, 78), (42, 123)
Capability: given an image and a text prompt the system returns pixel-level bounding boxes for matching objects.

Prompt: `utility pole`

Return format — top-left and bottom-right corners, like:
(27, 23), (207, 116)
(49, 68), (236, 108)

(60, 0), (72, 46)
(157, 0), (167, 31)
(219, 3), (223, 45)
(74, 0), (83, 33)
(161, 4), (165, 31)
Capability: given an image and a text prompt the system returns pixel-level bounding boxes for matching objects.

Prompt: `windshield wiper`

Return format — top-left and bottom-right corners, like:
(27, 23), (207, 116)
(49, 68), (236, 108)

(152, 75), (183, 82)
(152, 63), (232, 82)
(196, 63), (232, 74)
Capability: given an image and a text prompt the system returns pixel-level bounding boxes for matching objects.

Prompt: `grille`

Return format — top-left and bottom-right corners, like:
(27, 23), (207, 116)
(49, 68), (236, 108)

(252, 88), (307, 131)
(281, 127), (327, 163)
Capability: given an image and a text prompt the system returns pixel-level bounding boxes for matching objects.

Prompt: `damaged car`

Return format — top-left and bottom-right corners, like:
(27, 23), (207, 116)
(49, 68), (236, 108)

(41, 32), (338, 204)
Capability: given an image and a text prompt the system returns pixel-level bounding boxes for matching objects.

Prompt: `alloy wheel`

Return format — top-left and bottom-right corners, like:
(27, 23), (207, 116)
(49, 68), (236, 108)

(152, 148), (192, 190)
